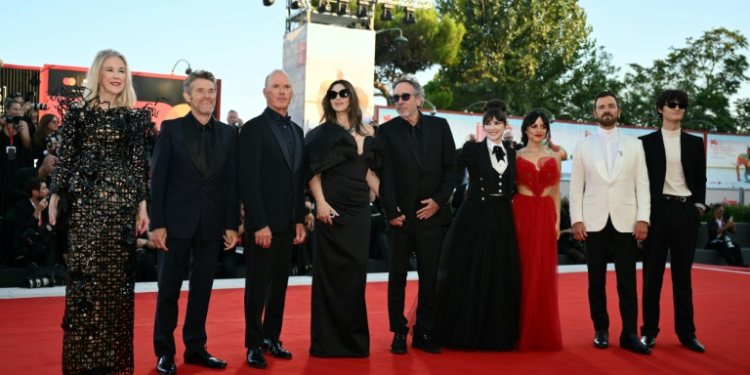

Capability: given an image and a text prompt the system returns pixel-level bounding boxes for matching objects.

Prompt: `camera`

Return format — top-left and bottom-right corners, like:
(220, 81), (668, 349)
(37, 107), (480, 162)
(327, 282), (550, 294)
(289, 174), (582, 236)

(46, 133), (62, 151)
(24, 91), (48, 110)
(2, 114), (22, 129)
(27, 276), (52, 288)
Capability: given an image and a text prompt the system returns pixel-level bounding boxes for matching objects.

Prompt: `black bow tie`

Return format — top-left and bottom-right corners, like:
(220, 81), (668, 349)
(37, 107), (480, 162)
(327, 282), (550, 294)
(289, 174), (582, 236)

(492, 145), (505, 162)
(279, 115), (292, 126)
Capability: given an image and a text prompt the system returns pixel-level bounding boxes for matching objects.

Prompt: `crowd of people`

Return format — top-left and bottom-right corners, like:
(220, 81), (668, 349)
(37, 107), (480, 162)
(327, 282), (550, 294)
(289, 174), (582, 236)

(0, 48), (719, 375)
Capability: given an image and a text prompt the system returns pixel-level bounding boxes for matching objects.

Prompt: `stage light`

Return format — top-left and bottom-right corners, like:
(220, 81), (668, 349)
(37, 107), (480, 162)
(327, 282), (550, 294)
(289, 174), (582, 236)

(263, 0), (275, 6)
(318, 0), (332, 12)
(290, 0), (306, 9)
(170, 59), (193, 76)
(356, 0), (372, 18)
(380, 4), (394, 21)
(336, 0), (350, 15)
(403, 8), (416, 24)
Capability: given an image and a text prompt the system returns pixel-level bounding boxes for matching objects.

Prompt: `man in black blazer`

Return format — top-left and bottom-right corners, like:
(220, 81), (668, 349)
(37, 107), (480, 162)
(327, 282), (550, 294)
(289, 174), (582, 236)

(150, 70), (239, 374)
(379, 75), (456, 354)
(239, 69), (306, 369)
(639, 89), (707, 353)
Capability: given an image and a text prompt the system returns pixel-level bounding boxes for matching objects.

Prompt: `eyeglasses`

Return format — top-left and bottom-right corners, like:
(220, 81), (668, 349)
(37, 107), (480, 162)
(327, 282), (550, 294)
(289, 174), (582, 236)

(665, 102), (687, 109)
(327, 89), (351, 100)
(391, 93), (412, 103)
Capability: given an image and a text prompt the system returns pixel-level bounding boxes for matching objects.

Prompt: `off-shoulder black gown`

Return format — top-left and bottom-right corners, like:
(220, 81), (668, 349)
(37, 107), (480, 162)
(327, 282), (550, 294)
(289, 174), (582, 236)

(51, 103), (150, 375)
(305, 122), (379, 357)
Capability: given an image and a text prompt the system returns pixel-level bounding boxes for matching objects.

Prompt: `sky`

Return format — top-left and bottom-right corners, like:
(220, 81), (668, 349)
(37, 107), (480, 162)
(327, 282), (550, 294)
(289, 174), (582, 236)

(3, 0), (750, 122)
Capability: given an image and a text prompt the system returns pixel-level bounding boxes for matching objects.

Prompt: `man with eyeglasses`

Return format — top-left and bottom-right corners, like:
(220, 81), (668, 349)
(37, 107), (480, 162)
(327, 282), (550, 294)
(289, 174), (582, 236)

(379, 74), (456, 354)
(639, 89), (708, 353)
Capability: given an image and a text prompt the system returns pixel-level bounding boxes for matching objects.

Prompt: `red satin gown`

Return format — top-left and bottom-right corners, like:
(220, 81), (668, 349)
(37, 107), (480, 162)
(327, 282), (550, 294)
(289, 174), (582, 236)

(512, 156), (563, 351)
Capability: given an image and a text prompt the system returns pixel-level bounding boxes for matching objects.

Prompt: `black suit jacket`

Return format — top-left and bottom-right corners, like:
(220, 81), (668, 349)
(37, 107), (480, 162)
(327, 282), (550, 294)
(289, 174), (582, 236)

(149, 112), (239, 241)
(379, 113), (456, 226)
(639, 129), (707, 223)
(706, 217), (733, 247)
(461, 139), (516, 200)
(239, 107), (305, 233)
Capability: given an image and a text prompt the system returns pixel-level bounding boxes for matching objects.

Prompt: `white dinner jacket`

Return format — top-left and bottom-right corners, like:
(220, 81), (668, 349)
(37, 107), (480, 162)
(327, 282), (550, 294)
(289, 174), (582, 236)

(569, 130), (651, 233)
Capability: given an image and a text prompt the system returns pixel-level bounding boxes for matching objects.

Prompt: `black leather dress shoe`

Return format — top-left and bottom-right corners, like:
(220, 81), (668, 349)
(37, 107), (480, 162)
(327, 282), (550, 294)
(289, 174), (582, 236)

(156, 355), (177, 375)
(412, 332), (442, 354)
(680, 338), (706, 353)
(184, 348), (227, 369)
(263, 340), (292, 359)
(247, 347), (267, 369)
(593, 330), (609, 349)
(620, 334), (652, 355)
(390, 332), (407, 354)
(641, 335), (656, 348)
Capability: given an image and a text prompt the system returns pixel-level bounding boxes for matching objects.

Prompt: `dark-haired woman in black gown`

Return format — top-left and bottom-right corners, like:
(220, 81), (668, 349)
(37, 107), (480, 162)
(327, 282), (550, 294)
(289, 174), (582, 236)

(435, 100), (521, 350)
(305, 79), (381, 357)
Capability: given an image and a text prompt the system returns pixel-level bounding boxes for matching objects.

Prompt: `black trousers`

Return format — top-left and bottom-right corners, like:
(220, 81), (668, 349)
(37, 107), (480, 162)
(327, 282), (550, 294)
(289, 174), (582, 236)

(153, 233), (221, 356)
(244, 224), (294, 348)
(706, 240), (746, 266)
(585, 218), (639, 340)
(387, 221), (443, 334)
(641, 200), (700, 340)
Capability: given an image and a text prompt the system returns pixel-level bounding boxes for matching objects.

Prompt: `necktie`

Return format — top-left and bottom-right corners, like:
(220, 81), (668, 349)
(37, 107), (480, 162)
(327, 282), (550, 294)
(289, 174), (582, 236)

(493, 145), (505, 162)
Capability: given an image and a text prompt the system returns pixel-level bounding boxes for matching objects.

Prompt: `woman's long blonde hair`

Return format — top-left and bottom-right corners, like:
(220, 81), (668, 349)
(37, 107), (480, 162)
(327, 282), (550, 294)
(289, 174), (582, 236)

(85, 49), (137, 108)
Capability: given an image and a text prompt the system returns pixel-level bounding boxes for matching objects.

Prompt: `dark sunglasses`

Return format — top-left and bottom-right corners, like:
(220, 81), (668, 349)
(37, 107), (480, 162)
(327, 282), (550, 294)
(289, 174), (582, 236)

(666, 102), (687, 109)
(327, 89), (351, 100)
(391, 93), (412, 103)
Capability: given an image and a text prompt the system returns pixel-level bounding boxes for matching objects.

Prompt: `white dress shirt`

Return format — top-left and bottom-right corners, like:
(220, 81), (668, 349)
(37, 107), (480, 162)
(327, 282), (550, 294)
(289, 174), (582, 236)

(487, 139), (508, 175)
(597, 127), (619, 177)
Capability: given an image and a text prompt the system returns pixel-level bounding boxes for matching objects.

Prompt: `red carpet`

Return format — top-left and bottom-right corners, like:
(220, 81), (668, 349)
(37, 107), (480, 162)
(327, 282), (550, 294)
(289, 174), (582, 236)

(1, 268), (749, 374)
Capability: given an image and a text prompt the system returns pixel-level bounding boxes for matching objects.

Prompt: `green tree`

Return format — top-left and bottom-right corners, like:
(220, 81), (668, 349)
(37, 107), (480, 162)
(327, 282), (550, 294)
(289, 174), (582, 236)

(621, 28), (749, 131)
(374, 7), (465, 104)
(433, 0), (590, 114)
(549, 38), (624, 123)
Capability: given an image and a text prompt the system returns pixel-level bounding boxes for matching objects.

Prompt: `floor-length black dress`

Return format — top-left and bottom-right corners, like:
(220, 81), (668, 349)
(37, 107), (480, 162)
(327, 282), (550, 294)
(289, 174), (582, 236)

(435, 139), (521, 350)
(305, 122), (378, 357)
(52, 101), (150, 375)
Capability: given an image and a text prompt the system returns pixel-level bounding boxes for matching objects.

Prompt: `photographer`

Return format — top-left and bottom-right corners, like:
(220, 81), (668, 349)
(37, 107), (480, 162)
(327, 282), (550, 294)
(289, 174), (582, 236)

(2, 98), (33, 212)
(12, 177), (56, 267)
(706, 204), (748, 267)
(31, 114), (61, 166)
(227, 109), (242, 133)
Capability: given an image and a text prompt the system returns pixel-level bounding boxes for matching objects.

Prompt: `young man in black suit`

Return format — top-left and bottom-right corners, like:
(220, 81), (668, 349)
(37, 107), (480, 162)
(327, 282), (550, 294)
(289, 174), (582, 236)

(150, 70), (239, 374)
(379, 74), (456, 354)
(639, 89), (707, 353)
(239, 69), (306, 369)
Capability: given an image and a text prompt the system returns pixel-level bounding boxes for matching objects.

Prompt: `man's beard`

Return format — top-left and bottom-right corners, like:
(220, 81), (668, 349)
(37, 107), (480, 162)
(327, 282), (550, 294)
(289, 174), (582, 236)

(597, 114), (618, 127)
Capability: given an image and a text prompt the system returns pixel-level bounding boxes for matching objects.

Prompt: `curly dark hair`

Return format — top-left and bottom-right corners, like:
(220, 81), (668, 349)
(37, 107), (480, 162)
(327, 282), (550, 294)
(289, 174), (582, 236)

(656, 89), (689, 118)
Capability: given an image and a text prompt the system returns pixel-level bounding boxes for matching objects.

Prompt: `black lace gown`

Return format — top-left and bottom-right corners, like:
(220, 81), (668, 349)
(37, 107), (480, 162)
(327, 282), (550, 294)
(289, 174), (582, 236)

(51, 103), (150, 375)
(305, 122), (380, 357)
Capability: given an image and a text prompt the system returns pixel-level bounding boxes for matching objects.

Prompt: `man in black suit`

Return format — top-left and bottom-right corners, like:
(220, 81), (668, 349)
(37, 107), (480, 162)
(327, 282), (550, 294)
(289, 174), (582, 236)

(705, 204), (747, 267)
(12, 177), (54, 266)
(239, 69), (306, 369)
(379, 74), (456, 354)
(150, 70), (239, 374)
(639, 89), (707, 353)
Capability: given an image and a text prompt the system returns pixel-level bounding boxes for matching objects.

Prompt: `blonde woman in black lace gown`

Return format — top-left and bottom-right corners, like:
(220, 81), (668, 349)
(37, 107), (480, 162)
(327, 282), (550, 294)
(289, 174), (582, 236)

(48, 49), (150, 375)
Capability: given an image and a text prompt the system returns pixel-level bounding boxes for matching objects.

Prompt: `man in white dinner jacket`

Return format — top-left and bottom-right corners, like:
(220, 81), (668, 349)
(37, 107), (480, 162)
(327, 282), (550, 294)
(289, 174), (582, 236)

(569, 90), (651, 355)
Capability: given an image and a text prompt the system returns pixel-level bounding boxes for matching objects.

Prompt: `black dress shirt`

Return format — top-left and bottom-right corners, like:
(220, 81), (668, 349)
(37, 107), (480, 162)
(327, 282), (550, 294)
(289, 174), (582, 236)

(191, 115), (215, 167)
(408, 113), (423, 155)
(268, 108), (295, 160)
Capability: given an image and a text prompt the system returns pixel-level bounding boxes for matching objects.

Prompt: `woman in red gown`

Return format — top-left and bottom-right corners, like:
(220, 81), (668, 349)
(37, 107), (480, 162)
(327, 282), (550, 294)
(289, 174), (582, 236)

(512, 110), (563, 351)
